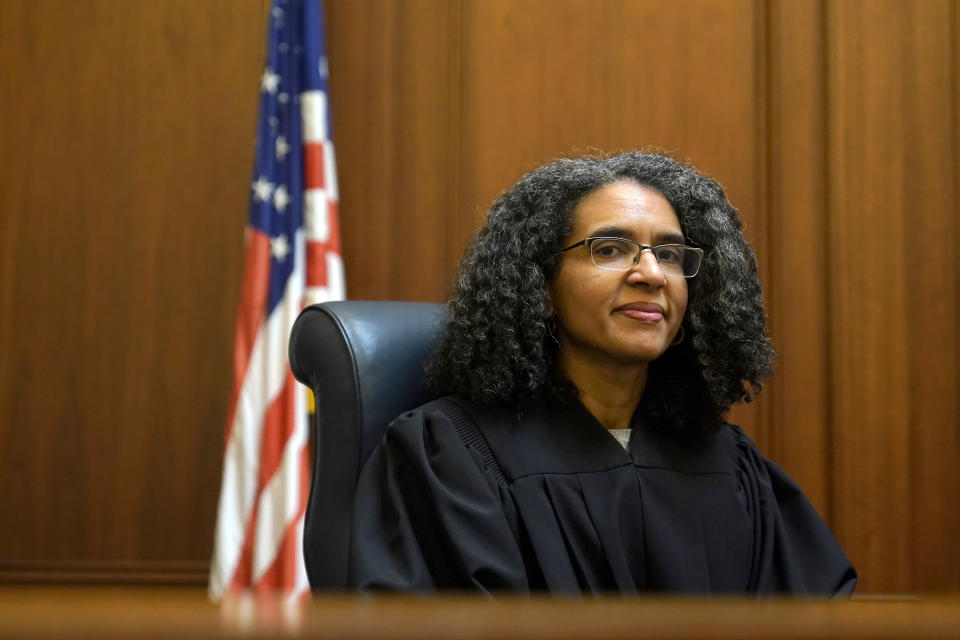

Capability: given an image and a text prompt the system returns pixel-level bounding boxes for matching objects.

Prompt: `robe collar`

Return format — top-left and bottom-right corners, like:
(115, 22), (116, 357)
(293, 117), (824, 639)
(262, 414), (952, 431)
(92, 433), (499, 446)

(465, 395), (738, 481)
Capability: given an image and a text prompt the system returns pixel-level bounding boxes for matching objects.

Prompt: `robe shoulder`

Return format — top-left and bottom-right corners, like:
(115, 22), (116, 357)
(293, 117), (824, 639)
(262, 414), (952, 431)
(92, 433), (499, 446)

(724, 424), (858, 595)
(347, 400), (527, 592)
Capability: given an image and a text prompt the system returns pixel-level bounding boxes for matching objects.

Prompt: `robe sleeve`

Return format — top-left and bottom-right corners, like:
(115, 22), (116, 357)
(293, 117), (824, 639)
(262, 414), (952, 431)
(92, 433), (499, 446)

(347, 406), (528, 593)
(732, 426), (858, 596)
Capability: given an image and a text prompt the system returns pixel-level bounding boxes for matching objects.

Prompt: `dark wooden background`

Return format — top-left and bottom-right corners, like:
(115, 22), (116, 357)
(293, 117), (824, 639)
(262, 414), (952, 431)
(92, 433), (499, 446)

(0, 0), (957, 594)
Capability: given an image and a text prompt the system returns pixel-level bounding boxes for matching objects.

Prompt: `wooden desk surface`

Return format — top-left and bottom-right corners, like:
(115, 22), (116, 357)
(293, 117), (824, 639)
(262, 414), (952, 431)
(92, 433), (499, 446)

(1, 588), (959, 639)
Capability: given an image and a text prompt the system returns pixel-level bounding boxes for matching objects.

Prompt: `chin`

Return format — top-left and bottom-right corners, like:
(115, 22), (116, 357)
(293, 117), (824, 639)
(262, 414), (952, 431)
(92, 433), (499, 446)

(610, 342), (670, 364)
(613, 333), (670, 359)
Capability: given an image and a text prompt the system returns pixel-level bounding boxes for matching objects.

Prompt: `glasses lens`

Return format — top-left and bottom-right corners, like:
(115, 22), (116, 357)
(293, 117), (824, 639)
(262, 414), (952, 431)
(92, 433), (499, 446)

(652, 245), (685, 275)
(589, 238), (637, 269)
(653, 244), (702, 277)
(680, 247), (702, 277)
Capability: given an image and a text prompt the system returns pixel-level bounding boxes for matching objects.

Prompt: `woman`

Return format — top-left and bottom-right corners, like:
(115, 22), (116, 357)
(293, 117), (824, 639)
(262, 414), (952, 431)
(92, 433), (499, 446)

(348, 151), (857, 595)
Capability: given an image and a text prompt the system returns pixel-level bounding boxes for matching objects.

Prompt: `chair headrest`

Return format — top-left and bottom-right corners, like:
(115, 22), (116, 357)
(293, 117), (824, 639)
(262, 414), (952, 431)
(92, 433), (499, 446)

(289, 300), (447, 468)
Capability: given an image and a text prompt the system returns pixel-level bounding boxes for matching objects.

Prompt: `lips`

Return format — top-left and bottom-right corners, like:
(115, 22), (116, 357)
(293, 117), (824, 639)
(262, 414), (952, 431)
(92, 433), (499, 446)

(615, 301), (665, 323)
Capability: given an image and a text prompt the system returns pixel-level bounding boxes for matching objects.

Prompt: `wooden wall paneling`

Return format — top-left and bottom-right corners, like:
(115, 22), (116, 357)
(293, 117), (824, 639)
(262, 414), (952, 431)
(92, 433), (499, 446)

(326, 0), (462, 302)
(325, 0), (400, 301)
(827, 0), (912, 594)
(956, 1), (960, 519)
(764, 0), (830, 515)
(0, 0), (264, 583)
(458, 0), (763, 215)
(721, 0), (771, 452)
(955, 0), (960, 592)
(827, 0), (910, 592)
(901, 0), (960, 592)
(736, 0), (774, 455)
(826, 0), (960, 593)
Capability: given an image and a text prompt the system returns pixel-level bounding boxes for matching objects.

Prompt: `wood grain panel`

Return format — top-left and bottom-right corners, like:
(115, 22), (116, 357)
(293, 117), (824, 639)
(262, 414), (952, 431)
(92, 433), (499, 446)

(325, 0), (461, 302)
(903, 0), (960, 592)
(0, 0), (265, 583)
(827, 0), (959, 592)
(955, 0), (960, 591)
(764, 0), (830, 515)
(458, 0), (763, 222)
(828, 0), (913, 593)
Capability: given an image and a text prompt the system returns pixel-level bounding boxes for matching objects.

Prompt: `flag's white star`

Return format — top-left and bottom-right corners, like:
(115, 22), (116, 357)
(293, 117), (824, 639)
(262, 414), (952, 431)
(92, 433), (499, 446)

(273, 185), (291, 213)
(251, 176), (274, 202)
(270, 234), (290, 262)
(268, 116), (279, 131)
(272, 6), (283, 19)
(318, 56), (329, 80)
(278, 42), (289, 53)
(260, 68), (281, 94)
(275, 135), (290, 160)
(278, 92), (290, 104)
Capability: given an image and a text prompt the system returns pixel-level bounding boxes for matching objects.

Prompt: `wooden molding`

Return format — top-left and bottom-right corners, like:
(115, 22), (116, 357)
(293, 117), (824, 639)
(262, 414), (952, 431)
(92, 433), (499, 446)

(0, 560), (209, 587)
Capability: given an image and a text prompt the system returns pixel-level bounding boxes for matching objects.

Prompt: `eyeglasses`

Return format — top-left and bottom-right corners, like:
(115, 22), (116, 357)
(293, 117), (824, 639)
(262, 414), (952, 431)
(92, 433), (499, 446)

(561, 236), (704, 277)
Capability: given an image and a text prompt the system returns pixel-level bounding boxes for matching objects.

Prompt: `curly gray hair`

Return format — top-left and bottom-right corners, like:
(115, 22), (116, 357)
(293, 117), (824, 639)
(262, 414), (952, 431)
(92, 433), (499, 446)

(427, 151), (774, 438)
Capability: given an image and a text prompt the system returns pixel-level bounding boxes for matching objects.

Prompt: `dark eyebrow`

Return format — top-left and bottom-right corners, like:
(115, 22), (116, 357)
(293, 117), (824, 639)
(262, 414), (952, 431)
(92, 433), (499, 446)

(589, 226), (633, 239)
(658, 232), (687, 245)
(589, 226), (687, 245)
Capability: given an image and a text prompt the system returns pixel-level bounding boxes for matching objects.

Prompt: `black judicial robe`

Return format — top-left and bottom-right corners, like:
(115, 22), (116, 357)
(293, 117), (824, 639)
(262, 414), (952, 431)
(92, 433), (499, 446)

(348, 396), (857, 595)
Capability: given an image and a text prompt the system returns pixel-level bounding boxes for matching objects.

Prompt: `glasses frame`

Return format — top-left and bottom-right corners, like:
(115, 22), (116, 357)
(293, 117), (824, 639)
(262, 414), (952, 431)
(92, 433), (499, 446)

(561, 236), (704, 278)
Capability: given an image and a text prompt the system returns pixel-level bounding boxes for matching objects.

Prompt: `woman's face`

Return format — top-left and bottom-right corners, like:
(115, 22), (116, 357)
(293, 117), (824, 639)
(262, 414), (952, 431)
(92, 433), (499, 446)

(548, 180), (688, 368)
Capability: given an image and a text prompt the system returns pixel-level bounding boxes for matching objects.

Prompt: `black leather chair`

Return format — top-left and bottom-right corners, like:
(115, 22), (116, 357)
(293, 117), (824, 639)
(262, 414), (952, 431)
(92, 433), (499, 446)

(288, 300), (446, 590)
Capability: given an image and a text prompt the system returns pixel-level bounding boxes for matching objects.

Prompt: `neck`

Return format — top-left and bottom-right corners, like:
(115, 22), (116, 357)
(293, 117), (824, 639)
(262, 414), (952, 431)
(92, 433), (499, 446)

(556, 348), (647, 431)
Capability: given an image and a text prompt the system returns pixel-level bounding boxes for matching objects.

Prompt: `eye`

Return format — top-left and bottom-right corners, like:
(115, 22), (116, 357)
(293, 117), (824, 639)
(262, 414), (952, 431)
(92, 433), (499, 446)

(654, 245), (683, 265)
(591, 238), (632, 259)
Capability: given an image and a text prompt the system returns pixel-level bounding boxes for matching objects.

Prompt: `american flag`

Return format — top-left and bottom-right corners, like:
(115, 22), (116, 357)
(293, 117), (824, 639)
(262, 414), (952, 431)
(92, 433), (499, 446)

(209, 0), (344, 599)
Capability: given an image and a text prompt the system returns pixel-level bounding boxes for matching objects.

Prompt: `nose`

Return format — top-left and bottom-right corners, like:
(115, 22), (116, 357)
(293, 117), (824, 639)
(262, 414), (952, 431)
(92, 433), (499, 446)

(626, 248), (667, 288)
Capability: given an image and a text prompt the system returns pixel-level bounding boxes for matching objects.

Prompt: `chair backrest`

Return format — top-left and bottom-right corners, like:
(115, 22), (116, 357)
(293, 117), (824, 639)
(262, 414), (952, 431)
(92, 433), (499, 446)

(288, 300), (446, 590)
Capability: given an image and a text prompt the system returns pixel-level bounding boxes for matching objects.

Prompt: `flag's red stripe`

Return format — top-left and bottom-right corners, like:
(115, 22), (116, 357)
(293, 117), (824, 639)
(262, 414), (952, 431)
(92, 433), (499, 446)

(303, 142), (326, 190)
(224, 369), (299, 593)
(305, 243), (329, 287)
(258, 371), (299, 491)
(305, 202), (342, 288)
(325, 201), (342, 253)
(226, 492), (260, 594)
(254, 445), (312, 592)
(253, 515), (299, 592)
(223, 230), (272, 447)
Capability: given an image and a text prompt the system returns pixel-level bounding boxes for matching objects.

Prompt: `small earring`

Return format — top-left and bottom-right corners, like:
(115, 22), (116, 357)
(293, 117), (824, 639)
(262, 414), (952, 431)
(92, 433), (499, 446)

(671, 325), (685, 346)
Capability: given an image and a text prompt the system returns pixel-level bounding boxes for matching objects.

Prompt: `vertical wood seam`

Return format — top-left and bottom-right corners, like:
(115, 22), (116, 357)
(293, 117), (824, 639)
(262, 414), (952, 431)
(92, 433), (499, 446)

(820, 0), (836, 529)
(901, 4), (917, 591)
(389, 1), (403, 297)
(755, 0), (774, 456)
(446, 0), (465, 298)
(951, 0), (960, 589)
(762, 0), (777, 459)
